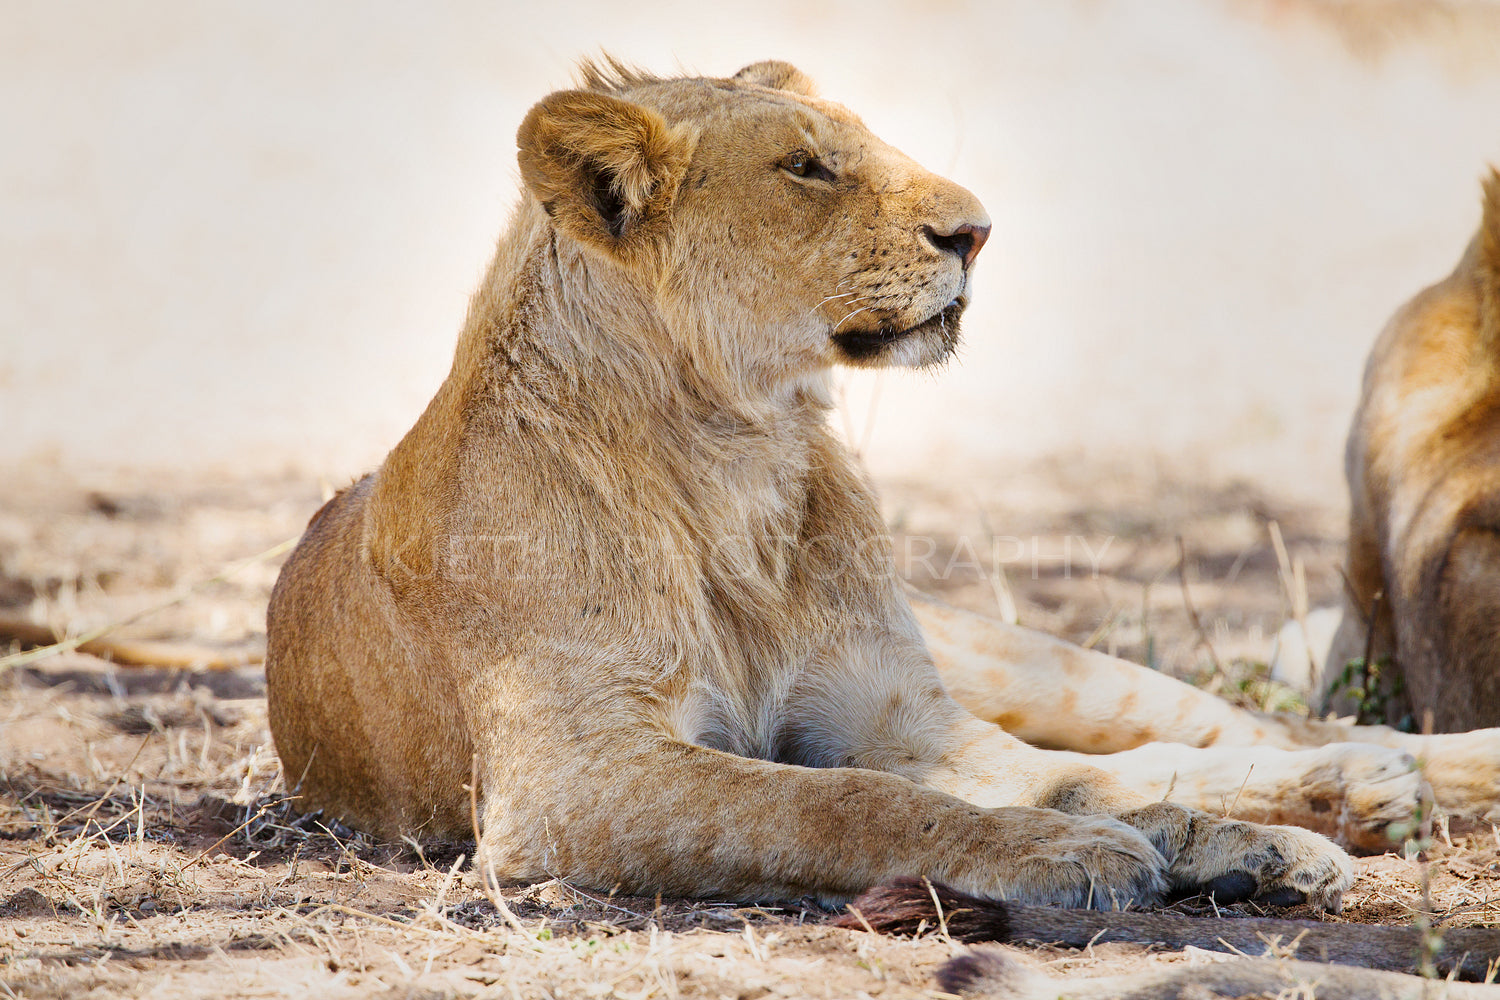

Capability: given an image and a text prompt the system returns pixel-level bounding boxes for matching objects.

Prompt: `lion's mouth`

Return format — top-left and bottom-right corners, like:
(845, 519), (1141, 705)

(830, 297), (966, 361)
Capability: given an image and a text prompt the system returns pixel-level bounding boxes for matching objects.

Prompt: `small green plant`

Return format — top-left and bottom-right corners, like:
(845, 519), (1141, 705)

(1386, 767), (1443, 980)
(1193, 659), (1308, 716)
(1329, 655), (1412, 730)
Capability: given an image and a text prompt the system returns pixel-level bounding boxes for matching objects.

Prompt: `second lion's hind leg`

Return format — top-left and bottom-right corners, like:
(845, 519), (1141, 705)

(1088, 740), (1430, 852)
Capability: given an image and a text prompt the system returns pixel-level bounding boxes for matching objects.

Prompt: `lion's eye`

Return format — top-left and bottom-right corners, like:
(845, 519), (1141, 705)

(780, 150), (833, 182)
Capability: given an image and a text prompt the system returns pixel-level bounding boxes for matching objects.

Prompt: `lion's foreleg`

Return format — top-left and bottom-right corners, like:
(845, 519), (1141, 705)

(470, 731), (1166, 910)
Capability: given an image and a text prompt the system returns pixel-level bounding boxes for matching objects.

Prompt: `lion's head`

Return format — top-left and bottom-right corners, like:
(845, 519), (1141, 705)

(514, 59), (990, 388)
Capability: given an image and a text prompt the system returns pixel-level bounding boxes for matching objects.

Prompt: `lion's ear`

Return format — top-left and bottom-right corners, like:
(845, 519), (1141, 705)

(517, 90), (693, 257)
(733, 61), (818, 97)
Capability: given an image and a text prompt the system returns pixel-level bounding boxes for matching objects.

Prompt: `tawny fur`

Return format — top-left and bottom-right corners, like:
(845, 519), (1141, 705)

(916, 594), (1500, 843)
(1325, 170), (1500, 733)
(264, 61), (1496, 916)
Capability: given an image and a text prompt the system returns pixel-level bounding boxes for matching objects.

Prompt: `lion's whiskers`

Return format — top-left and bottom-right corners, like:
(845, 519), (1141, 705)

(814, 290), (860, 310)
(833, 304), (875, 333)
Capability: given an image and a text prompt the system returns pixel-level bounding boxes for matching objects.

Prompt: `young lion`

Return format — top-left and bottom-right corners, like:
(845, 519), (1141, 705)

(265, 61), (1496, 913)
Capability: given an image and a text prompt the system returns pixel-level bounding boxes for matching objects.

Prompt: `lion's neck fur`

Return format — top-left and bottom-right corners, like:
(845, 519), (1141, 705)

(368, 207), (892, 684)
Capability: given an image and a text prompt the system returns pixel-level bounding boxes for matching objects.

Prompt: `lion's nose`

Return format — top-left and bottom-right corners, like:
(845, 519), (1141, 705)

(923, 222), (991, 270)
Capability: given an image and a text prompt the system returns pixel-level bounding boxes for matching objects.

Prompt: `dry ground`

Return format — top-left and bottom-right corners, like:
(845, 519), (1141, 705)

(2, 467), (1498, 999)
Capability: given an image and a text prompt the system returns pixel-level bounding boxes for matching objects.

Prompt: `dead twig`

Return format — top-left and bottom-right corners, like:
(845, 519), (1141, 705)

(1176, 535), (1225, 675)
(467, 752), (534, 942)
(1268, 520), (1319, 683)
(53, 733), (153, 833)
(183, 797), (298, 872)
(0, 535), (295, 673)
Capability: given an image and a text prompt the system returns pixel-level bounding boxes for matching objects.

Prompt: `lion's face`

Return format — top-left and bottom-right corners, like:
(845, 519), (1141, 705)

(517, 61), (990, 386)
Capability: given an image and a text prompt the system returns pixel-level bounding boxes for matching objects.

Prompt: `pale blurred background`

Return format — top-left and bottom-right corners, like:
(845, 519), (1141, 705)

(5, 0), (1500, 503)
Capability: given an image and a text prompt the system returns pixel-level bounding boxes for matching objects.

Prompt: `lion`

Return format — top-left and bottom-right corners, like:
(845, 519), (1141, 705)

(1319, 171), (1500, 733)
(266, 61), (1500, 915)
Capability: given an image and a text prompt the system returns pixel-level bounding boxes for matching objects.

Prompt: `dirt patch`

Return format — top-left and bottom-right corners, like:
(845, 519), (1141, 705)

(2, 469), (1496, 997)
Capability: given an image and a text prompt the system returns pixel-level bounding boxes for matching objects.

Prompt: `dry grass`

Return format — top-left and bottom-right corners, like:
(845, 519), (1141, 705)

(2, 467), (1498, 998)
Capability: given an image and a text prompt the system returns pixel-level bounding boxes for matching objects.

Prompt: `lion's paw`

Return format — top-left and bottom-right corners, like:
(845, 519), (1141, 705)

(981, 813), (1168, 911)
(1395, 728), (1500, 831)
(1314, 743), (1431, 851)
(1120, 802), (1353, 912)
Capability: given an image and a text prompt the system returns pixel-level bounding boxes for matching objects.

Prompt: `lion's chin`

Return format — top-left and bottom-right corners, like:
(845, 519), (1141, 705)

(830, 299), (965, 369)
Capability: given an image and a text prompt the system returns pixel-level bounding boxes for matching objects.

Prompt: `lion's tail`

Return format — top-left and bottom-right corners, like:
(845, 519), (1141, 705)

(1480, 167), (1500, 347)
